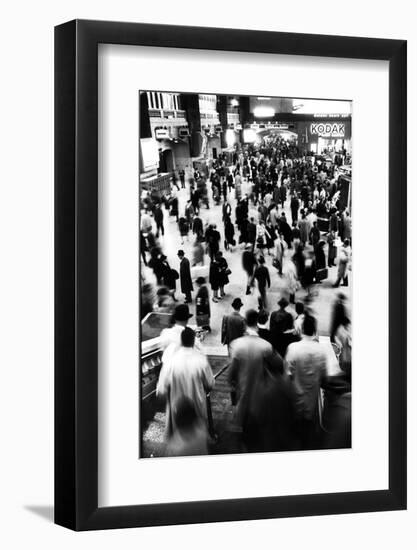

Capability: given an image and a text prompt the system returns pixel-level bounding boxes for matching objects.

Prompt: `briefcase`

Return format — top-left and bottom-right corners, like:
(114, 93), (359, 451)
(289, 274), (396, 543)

(316, 267), (328, 281)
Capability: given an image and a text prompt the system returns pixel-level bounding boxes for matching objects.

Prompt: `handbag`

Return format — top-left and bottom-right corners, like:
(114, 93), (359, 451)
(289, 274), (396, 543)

(170, 269), (179, 280)
(225, 268), (232, 276)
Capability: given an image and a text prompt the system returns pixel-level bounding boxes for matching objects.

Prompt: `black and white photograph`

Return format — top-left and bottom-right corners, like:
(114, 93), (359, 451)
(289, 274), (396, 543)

(140, 92), (352, 458)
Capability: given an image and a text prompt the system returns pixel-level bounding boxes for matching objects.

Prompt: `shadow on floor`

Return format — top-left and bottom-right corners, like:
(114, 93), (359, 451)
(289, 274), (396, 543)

(24, 505), (54, 523)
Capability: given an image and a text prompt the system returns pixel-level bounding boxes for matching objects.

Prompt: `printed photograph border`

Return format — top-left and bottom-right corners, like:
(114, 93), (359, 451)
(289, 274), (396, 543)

(55, 19), (406, 531)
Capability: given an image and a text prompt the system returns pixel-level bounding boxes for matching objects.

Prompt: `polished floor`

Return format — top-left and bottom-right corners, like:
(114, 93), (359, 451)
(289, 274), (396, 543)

(142, 177), (351, 354)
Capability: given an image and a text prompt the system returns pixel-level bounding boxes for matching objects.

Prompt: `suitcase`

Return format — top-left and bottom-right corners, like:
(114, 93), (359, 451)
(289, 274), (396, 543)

(316, 267), (328, 281)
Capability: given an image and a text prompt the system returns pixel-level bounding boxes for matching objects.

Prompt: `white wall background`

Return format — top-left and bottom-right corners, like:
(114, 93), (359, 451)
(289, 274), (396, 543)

(0, 1), (414, 548)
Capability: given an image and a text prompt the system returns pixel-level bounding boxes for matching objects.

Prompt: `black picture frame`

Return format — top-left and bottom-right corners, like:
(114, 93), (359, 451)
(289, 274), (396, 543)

(55, 19), (407, 531)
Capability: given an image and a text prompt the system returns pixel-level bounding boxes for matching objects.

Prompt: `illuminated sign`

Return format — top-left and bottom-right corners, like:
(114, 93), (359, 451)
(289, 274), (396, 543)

(310, 123), (345, 137)
(155, 128), (170, 139)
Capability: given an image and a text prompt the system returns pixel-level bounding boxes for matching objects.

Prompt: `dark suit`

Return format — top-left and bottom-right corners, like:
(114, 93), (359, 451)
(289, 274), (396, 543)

(258, 327), (272, 344)
(254, 265), (271, 309)
(270, 308), (293, 351)
(228, 333), (285, 450)
(179, 257), (193, 302)
(221, 311), (246, 346)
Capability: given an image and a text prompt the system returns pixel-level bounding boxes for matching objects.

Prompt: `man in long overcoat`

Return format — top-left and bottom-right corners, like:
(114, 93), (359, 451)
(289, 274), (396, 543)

(177, 249), (193, 303)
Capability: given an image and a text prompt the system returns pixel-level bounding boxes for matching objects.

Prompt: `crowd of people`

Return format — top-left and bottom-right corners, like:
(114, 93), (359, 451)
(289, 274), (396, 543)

(141, 135), (352, 457)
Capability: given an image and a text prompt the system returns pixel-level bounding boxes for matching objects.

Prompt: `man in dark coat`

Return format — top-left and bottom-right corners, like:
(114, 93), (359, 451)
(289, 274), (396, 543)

(221, 298), (246, 351)
(279, 183), (287, 207)
(329, 211), (339, 235)
(228, 309), (293, 451)
(242, 248), (257, 295)
(270, 297), (293, 351)
(290, 194), (300, 224)
(253, 256), (271, 310)
(247, 217), (257, 250)
(177, 249), (193, 303)
(330, 293), (348, 343)
(309, 221), (321, 247)
(278, 213), (292, 249)
(205, 224), (221, 260)
(154, 203), (164, 237)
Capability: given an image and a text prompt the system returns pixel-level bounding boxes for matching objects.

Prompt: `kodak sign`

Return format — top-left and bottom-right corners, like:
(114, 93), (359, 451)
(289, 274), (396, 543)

(310, 123), (345, 137)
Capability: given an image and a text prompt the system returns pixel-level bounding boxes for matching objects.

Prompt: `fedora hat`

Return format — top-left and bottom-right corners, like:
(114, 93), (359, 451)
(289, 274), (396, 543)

(231, 297), (244, 309)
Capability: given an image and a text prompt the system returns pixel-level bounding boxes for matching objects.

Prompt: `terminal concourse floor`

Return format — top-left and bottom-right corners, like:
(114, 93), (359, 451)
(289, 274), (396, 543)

(142, 178), (351, 355)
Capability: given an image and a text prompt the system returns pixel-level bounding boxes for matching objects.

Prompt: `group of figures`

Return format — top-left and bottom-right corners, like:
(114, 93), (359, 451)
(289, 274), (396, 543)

(154, 295), (351, 457)
(141, 135), (352, 457)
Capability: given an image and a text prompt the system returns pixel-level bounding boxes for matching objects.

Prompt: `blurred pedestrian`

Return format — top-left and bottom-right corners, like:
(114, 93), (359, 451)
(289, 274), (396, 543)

(333, 239), (351, 287)
(242, 246), (257, 295)
(285, 315), (328, 449)
(165, 397), (209, 457)
(257, 310), (271, 344)
(195, 277), (211, 331)
(221, 298), (246, 350)
(228, 309), (285, 451)
(157, 327), (214, 439)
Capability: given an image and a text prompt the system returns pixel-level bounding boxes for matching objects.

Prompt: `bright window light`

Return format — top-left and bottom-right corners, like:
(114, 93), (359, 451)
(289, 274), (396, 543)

(253, 106), (275, 118)
(225, 129), (235, 147)
(243, 129), (257, 143)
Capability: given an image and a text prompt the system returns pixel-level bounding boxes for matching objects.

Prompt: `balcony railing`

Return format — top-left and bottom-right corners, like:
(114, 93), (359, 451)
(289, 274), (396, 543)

(149, 108), (186, 120)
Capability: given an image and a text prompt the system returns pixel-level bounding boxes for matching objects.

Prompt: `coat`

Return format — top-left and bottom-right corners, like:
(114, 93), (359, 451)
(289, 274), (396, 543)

(254, 265), (271, 291)
(270, 308), (293, 342)
(337, 246), (351, 279)
(157, 346), (214, 437)
(161, 260), (176, 290)
(221, 311), (246, 345)
(228, 333), (284, 428)
(299, 218), (309, 244)
(217, 256), (230, 286)
(196, 285), (210, 317)
(179, 257), (193, 293)
(209, 260), (221, 290)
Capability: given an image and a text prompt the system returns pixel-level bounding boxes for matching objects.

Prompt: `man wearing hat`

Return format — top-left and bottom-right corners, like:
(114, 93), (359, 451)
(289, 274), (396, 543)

(269, 296), (293, 351)
(158, 303), (202, 395)
(160, 303), (194, 352)
(221, 298), (246, 351)
(177, 249), (193, 303)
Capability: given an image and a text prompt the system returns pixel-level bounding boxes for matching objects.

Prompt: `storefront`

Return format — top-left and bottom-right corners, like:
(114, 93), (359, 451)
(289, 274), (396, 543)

(297, 117), (352, 156)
